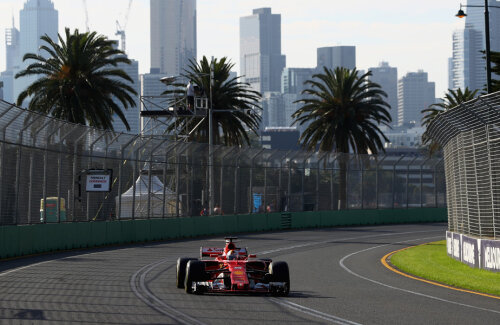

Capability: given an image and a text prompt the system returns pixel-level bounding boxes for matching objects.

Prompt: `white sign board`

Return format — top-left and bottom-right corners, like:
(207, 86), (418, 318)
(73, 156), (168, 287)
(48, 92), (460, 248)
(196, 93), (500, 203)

(86, 172), (111, 192)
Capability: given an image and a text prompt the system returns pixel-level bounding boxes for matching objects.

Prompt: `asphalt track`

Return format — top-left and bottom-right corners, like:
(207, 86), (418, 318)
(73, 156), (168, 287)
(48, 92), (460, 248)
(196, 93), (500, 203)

(1, 223), (499, 324)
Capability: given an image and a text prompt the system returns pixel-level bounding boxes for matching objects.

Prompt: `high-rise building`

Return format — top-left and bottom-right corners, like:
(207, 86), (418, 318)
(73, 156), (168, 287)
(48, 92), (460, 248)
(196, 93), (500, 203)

(5, 20), (20, 72)
(150, 0), (197, 76)
(465, 0), (500, 52)
(280, 68), (314, 130)
(240, 8), (286, 93)
(112, 59), (140, 134)
(451, 26), (485, 91)
(448, 57), (454, 90)
(316, 46), (356, 71)
(262, 92), (284, 128)
(397, 70), (435, 127)
(1, 18), (20, 103)
(13, 0), (58, 104)
(368, 62), (398, 126)
(281, 68), (314, 95)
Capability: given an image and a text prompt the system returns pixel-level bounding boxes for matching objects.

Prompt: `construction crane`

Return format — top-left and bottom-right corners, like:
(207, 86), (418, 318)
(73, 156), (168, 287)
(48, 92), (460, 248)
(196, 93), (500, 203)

(82, 0), (89, 32)
(116, 0), (133, 53)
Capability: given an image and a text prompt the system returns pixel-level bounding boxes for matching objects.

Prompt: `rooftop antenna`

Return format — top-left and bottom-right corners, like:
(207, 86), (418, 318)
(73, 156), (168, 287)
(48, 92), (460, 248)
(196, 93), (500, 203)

(115, 0), (133, 52)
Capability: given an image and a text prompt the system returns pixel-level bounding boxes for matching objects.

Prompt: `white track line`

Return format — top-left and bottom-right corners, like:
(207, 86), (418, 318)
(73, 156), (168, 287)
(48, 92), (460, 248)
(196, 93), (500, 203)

(339, 236), (500, 315)
(268, 298), (362, 325)
(258, 230), (442, 324)
(130, 258), (207, 325)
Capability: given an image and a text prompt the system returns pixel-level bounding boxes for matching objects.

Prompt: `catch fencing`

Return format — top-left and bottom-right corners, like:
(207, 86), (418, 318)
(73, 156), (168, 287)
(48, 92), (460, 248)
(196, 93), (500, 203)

(0, 100), (446, 225)
(426, 91), (500, 239)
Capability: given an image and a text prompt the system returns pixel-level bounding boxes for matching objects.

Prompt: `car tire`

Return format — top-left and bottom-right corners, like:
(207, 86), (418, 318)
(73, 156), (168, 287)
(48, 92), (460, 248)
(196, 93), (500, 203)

(176, 257), (197, 289)
(185, 260), (206, 294)
(269, 261), (290, 296)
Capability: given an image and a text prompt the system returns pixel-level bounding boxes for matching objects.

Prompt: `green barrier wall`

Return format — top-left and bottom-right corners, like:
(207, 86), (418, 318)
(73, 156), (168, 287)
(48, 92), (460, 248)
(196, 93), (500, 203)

(0, 208), (447, 260)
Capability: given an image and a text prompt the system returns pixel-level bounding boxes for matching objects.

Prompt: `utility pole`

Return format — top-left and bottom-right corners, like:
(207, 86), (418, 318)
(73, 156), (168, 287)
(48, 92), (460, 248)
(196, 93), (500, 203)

(209, 57), (214, 215)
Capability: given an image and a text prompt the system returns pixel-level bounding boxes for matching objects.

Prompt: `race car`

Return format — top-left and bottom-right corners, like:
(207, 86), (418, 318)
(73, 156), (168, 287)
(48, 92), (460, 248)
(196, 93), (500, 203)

(176, 237), (290, 296)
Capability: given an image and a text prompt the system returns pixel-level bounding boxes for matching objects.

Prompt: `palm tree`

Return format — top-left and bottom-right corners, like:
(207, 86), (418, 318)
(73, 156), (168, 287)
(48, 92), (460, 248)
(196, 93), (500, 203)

(15, 28), (137, 131)
(162, 56), (261, 146)
(292, 67), (391, 209)
(421, 87), (478, 154)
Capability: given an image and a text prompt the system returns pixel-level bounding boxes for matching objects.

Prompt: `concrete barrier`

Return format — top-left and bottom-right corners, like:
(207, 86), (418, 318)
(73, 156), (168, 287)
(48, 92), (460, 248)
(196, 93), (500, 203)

(0, 208), (447, 260)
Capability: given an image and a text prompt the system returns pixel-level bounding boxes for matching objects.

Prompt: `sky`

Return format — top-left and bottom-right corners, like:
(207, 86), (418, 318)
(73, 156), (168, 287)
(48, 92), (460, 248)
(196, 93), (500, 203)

(0, 0), (465, 97)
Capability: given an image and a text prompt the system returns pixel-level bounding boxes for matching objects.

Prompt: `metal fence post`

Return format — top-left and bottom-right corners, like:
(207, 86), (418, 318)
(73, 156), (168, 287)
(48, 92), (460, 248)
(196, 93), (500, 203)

(406, 156), (417, 208)
(43, 122), (63, 224)
(330, 154), (338, 211)
(376, 155), (386, 209)
(27, 119), (52, 224)
(175, 143), (189, 218)
(316, 152), (328, 211)
(161, 142), (181, 218)
(233, 150), (243, 214)
(220, 148), (236, 214)
(117, 134), (140, 220)
(420, 158), (430, 208)
(131, 137), (154, 220)
(0, 105), (18, 223)
(15, 113), (44, 224)
(393, 155), (405, 209)
(1, 110), (23, 223)
(249, 149), (264, 213)
(145, 139), (168, 219)
(86, 131), (108, 221)
(71, 129), (91, 221)
(56, 127), (80, 223)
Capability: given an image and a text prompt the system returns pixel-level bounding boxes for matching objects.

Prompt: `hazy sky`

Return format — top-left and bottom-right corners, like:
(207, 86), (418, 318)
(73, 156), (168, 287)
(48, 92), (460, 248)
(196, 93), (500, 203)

(0, 0), (465, 96)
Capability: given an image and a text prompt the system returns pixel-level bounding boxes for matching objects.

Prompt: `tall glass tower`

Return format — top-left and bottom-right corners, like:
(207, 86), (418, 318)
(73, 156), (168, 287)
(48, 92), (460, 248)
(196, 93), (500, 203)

(465, 0), (500, 52)
(0, 18), (20, 103)
(150, 0), (197, 76)
(13, 0), (58, 105)
(240, 8), (286, 93)
(451, 27), (485, 92)
(368, 62), (398, 126)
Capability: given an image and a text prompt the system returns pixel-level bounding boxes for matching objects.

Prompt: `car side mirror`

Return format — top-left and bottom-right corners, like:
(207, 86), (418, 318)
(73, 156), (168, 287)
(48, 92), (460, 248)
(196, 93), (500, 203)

(249, 254), (256, 258)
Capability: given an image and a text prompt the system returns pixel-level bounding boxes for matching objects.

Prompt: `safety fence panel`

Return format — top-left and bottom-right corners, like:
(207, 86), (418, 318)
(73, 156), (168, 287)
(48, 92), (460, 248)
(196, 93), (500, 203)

(0, 100), (446, 226)
(426, 91), (500, 239)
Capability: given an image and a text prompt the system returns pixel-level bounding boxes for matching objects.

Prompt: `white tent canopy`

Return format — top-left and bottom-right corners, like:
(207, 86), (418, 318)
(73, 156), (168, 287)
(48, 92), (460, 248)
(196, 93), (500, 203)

(116, 174), (178, 218)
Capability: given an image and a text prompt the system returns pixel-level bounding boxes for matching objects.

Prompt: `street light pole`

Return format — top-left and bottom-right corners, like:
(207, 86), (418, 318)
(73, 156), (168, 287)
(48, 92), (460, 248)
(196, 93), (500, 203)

(456, 1), (500, 93)
(484, 0), (492, 94)
(209, 57), (214, 215)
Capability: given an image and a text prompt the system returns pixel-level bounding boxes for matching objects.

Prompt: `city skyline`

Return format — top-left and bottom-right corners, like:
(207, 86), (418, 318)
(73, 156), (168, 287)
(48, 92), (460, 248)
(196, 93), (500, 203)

(1, 0), (464, 97)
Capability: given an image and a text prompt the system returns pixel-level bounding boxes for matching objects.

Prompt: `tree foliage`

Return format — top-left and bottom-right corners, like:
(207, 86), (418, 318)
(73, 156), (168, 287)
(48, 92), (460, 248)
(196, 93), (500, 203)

(162, 56), (261, 146)
(421, 87), (478, 154)
(15, 28), (137, 131)
(292, 67), (391, 154)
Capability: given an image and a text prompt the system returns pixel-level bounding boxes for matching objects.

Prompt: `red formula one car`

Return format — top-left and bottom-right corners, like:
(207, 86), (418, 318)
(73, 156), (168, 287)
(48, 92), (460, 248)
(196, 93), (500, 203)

(176, 237), (290, 296)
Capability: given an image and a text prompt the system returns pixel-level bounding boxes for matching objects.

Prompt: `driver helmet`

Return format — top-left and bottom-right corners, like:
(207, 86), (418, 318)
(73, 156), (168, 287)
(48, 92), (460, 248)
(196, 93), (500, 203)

(227, 250), (238, 260)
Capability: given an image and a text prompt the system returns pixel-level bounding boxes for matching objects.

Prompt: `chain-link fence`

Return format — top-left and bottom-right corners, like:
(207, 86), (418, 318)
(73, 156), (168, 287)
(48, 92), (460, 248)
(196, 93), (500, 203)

(0, 99), (446, 225)
(426, 91), (500, 239)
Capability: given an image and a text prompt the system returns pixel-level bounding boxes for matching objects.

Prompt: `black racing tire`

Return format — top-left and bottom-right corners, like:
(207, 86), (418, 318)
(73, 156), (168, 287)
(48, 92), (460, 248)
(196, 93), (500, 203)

(269, 261), (290, 296)
(176, 257), (197, 289)
(185, 260), (206, 294)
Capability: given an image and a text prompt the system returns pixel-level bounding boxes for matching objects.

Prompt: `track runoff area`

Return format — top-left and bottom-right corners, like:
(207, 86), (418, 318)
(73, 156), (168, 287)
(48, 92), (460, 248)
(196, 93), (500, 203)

(1, 223), (500, 324)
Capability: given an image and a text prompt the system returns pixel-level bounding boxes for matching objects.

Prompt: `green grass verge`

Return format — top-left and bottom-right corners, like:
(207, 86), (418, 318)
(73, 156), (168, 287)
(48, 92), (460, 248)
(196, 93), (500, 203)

(391, 240), (500, 297)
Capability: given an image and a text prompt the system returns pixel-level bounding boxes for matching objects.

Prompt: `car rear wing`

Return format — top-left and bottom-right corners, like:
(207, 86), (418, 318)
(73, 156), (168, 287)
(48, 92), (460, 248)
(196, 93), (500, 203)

(200, 247), (248, 258)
